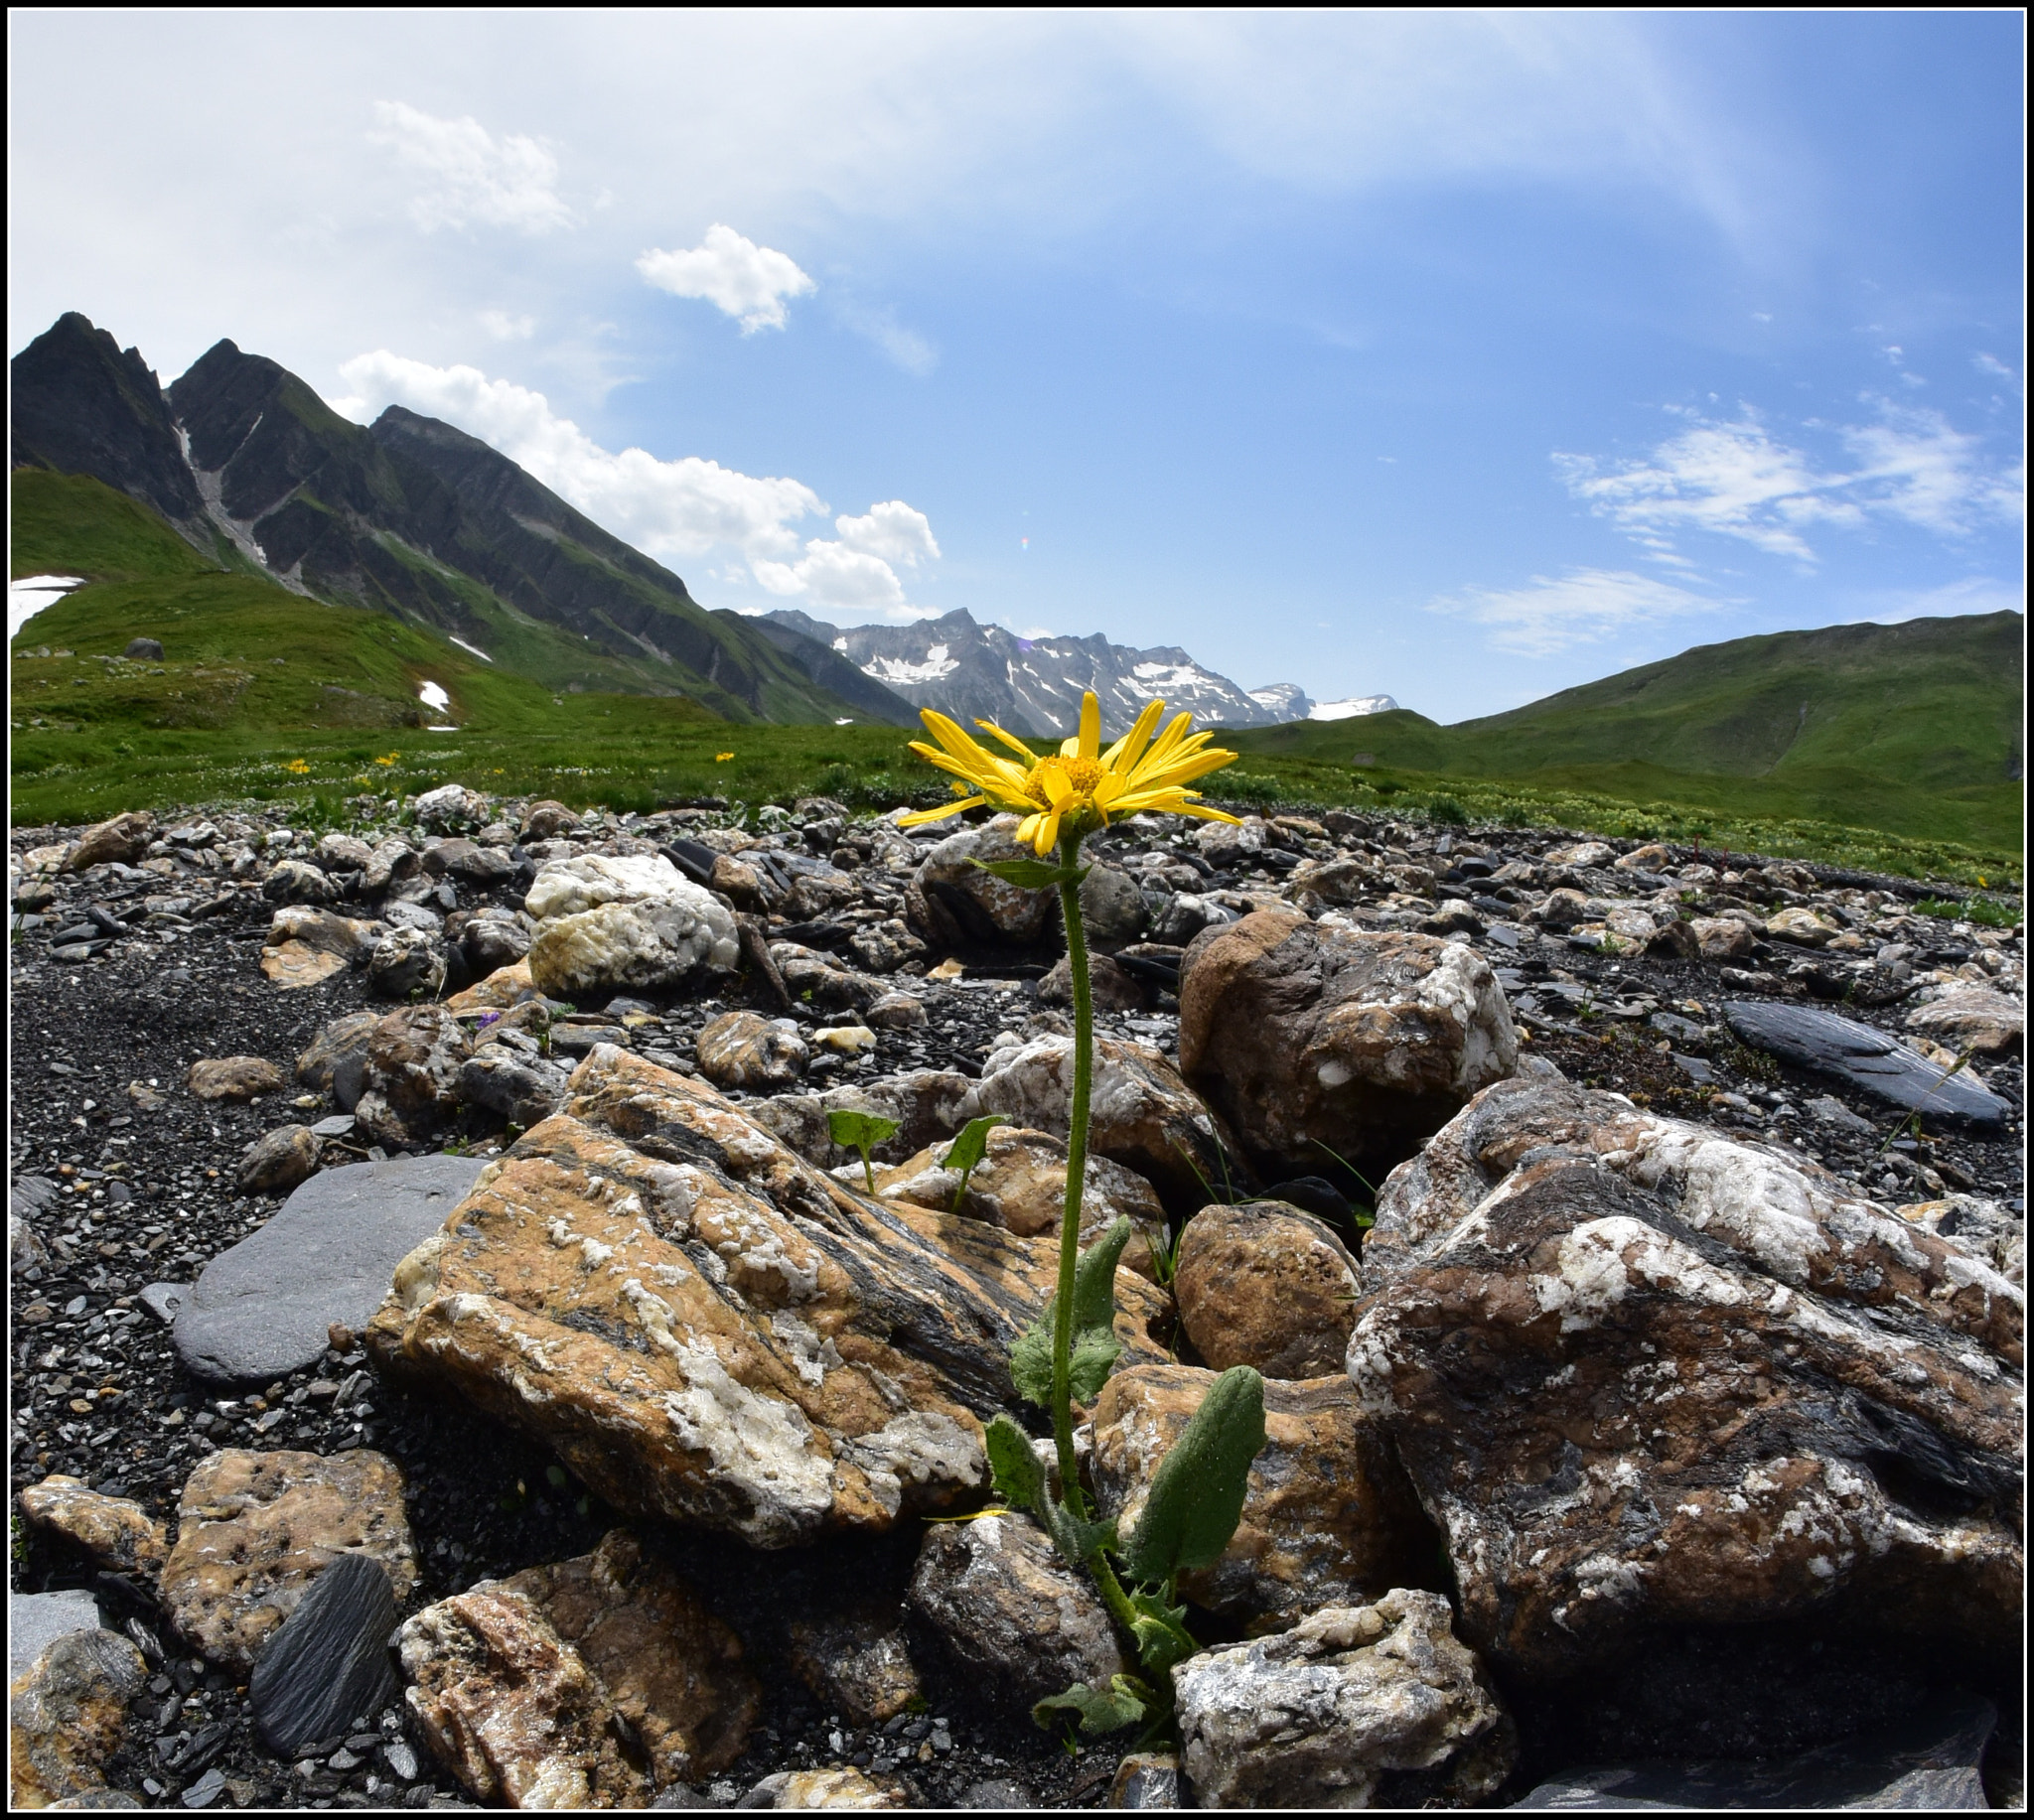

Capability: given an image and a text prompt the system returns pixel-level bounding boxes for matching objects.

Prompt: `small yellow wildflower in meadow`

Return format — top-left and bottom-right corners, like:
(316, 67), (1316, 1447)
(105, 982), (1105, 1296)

(901, 690), (1240, 856)
(714, 752), (736, 763)
(284, 758), (311, 774)
(374, 753), (399, 767)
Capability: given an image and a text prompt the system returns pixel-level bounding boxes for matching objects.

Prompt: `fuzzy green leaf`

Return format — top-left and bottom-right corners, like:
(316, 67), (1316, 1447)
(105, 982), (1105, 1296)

(1009, 1319), (1055, 1406)
(983, 1414), (1043, 1510)
(941, 1113), (1010, 1177)
(825, 1108), (899, 1152)
(1072, 1217), (1132, 1336)
(1126, 1589), (1198, 1680)
(1032, 1674), (1150, 1737)
(1120, 1366), (1267, 1588)
(1042, 1498), (1117, 1569)
(1067, 1325), (1121, 1403)
(971, 857), (1090, 890)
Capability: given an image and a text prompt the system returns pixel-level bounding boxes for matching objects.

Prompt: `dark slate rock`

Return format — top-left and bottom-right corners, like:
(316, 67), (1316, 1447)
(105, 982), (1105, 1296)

(174, 1154), (485, 1382)
(12, 1174), (62, 1217)
(249, 1552), (399, 1755)
(1724, 1002), (2010, 1131)
(124, 636), (166, 660)
(10, 1587), (103, 1681)
(1513, 1695), (1995, 1810)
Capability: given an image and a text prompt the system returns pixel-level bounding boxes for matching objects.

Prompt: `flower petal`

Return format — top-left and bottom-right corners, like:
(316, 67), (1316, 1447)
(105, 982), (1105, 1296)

(1078, 691), (1100, 762)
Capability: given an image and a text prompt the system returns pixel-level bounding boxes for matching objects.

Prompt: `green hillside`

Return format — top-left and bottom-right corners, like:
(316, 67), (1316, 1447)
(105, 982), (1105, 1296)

(1231, 614), (2023, 856)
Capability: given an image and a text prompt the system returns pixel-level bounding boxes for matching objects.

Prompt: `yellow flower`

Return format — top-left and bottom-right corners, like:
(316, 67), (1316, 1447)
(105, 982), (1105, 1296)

(902, 690), (1240, 856)
(374, 753), (399, 767)
(714, 752), (736, 763)
(284, 758), (310, 774)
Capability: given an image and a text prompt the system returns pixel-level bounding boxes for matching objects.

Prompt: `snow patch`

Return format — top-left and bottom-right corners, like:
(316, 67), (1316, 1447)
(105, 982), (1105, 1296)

(9, 575), (85, 637)
(864, 643), (957, 684)
(1310, 695), (1400, 720)
(449, 636), (494, 662)
(418, 680), (451, 711)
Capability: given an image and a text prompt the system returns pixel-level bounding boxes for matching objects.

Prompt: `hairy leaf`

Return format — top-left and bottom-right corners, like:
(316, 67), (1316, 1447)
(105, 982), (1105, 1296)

(1067, 1325), (1121, 1403)
(1032, 1674), (1150, 1737)
(971, 857), (1090, 890)
(1042, 1498), (1116, 1569)
(825, 1108), (899, 1152)
(1126, 1589), (1198, 1680)
(1009, 1319), (1055, 1407)
(1072, 1217), (1132, 1336)
(983, 1413), (1044, 1511)
(941, 1113), (1010, 1177)
(1120, 1366), (1267, 1588)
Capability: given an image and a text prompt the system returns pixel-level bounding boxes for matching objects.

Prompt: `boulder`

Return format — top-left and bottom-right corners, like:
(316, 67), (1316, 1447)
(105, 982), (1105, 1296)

(846, 922), (928, 975)
(1173, 1199), (1360, 1379)
(961, 1034), (1250, 1215)
(447, 956), (539, 1014)
(187, 1055), (285, 1101)
(16, 1475), (169, 1578)
(176, 1153), (486, 1381)
(526, 852), (694, 921)
(1690, 916), (1757, 961)
(529, 898), (739, 1001)
(744, 1767), (907, 1809)
(1179, 911), (1518, 1181)
(1350, 1075), (2023, 1679)
(519, 799), (582, 841)
(296, 1010), (383, 1111)
(905, 815), (1059, 949)
(123, 635), (165, 660)
(9, 1588), (103, 1684)
(1173, 1592), (1515, 1809)
(696, 1011), (809, 1090)
(907, 1512), (1124, 1707)
(422, 837), (517, 884)
(353, 1005), (473, 1149)
(772, 942), (884, 1014)
(865, 991), (927, 1031)
(788, 1610), (922, 1728)
(413, 783), (489, 832)
(397, 1529), (758, 1807)
(1725, 1001), (2010, 1130)
(248, 1551), (400, 1755)
(262, 858), (338, 906)
(159, 1448), (416, 1673)
(1545, 841), (1614, 869)
(8, 1626), (148, 1809)
(314, 832), (375, 872)
(460, 1038), (574, 1131)
(366, 1046), (1172, 1546)
(63, 810), (156, 872)
(365, 924), (447, 999)
(1038, 950), (1151, 1012)
(1906, 986), (2024, 1057)
(362, 838), (418, 894)
(1091, 1366), (1429, 1632)
(1766, 907), (1838, 947)
(458, 908), (532, 977)
(262, 905), (386, 989)
(236, 1124), (322, 1196)
(1078, 864), (1149, 952)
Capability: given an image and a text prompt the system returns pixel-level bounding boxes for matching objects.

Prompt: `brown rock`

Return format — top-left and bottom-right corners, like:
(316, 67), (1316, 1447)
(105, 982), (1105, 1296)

(745, 1767), (908, 1809)
(17, 1476), (169, 1578)
(908, 1512), (1124, 1707)
(295, 1011), (383, 1111)
(445, 957), (539, 1014)
(1644, 917), (1702, 961)
(187, 1056), (286, 1101)
(1350, 1075), (2023, 1678)
(1690, 916), (1757, 961)
(696, 1011), (809, 1089)
(160, 1449), (417, 1673)
(63, 810), (156, 872)
(788, 1610), (922, 1727)
(1906, 986), (2024, 1057)
(262, 859), (338, 906)
(265, 905), (384, 958)
(9, 1628), (148, 1809)
(1766, 906), (1837, 947)
(367, 1046), (1172, 1546)
(261, 944), (347, 989)
(1178, 911), (1517, 1182)
(519, 799), (582, 841)
(1173, 1199), (1360, 1378)
(236, 1125), (322, 1196)
(399, 1529), (754, 1807)
(1038, 950), (1151, 1012)
(354, 1005), (472, 1148)
(961, 1033), (1252, 1216)
(906, 815), (1059, 949)
(1091, 1366), (1428, 1631)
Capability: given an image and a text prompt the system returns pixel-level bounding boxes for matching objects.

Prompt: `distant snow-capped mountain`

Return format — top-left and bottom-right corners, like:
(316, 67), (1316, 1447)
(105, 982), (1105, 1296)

(756, 608), (1322, 735)
(1310, 694), (1400, 720)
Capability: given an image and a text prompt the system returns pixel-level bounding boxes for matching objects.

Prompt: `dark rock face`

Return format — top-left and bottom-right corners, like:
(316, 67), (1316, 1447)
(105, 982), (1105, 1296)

(175, 1154), (486, 1382)
(1349, 1076), (2023, 1679)
(9, 311), (211, 544)
(1726, 1001), (2011, 1130)
(248, 1552), (400, 1755)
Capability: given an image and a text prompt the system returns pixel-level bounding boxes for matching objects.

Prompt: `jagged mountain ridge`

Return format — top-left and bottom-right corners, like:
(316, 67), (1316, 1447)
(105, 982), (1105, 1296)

(757, 607), (1317, 737)
(10, 312), (911, 725)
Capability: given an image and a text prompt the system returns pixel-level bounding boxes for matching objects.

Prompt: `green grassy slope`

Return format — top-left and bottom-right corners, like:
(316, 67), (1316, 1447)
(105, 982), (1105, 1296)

(1231, 614), (2023, 854)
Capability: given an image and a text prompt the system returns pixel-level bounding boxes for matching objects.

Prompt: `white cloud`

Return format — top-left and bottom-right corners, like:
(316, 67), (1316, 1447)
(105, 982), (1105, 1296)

(327, 350), (937, 616)
(831, 298), (939, 374)
(1557, 403), (2020, 566)
(1426, 568), (1719, 656)
(637, 224), (813, 333)
(479, 309), (535, 341)
(368, 101), (572, 234)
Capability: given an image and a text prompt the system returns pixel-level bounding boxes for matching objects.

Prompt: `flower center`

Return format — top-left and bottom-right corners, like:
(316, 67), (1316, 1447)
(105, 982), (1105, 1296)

(1023, 756), (1106, 805)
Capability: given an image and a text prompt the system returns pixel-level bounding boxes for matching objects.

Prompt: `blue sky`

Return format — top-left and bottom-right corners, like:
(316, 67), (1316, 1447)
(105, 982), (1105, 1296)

(9, 11), (2024, 718)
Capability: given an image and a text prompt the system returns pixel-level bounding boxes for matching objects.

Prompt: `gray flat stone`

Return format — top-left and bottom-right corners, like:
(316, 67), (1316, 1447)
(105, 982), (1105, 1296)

(10, 1587), (104, 1681)
(1514, 1695), (1995, 1810)
(139, 1282), (191, 1326)
(1724, 1002), (2010, 1131)
(249, 1552), (399, 1753)
(309, 1114), (357, 1139)
(174, 1154), (485, 1382)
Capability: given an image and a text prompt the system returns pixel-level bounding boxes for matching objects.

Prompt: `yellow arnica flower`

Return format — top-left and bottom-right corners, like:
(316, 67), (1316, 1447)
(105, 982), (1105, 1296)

(714, 752), (736, 763)
(901, 690), (1241, 856)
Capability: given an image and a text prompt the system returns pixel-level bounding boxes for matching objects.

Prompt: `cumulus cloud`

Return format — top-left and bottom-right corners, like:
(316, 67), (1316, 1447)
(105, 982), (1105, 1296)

(1426, 568), (1718, 656)
(327, 350), (936, 616)
(1556, 402), (2021, 566)
(369, 101), (572, 233)
(637, 224), (814, 332)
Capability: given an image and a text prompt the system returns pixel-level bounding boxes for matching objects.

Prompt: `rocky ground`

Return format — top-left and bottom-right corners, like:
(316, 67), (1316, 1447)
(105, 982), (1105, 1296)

(8, 786), (2024, 1810)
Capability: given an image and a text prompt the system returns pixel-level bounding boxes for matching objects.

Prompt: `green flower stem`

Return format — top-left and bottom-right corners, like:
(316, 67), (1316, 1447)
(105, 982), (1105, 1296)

(1052, 829), (1093, 1520)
